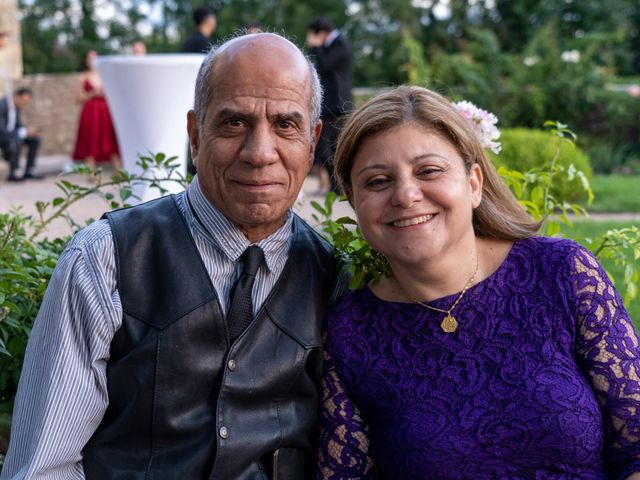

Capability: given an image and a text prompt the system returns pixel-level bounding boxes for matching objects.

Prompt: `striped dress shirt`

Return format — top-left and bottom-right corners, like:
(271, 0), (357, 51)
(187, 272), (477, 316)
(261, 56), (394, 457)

(1, 176), (294, 479)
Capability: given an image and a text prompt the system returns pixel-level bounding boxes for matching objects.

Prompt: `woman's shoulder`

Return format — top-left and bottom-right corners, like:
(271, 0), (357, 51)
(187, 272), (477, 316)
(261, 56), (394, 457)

(329, 286), (372, 314)
(509, 236), (601, 291)
(514, 236), (590, 264)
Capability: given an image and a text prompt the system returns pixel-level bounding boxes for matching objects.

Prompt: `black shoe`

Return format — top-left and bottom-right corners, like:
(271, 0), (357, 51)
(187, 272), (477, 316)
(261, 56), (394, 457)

(23, 172), (44, 180)
(7, 175), (24, 182)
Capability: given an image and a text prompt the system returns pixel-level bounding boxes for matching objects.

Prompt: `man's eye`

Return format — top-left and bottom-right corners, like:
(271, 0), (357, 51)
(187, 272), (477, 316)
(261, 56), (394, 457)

(224, 119), (244, 127)
(278, 120), (293, 129)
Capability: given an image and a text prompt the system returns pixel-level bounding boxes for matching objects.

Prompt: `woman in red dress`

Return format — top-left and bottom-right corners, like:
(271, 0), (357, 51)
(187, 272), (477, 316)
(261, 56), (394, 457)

(72, 50), (121, 171)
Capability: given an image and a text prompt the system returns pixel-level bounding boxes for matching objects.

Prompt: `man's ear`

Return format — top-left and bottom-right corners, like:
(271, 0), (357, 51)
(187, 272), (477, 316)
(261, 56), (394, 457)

(308, 119), (323, 170)
(310, 119), (323, 155)
(187, 110), (200, 165)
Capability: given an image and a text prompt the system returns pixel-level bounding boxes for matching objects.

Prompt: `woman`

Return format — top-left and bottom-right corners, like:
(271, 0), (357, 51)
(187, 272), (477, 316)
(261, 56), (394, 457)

(72, 50), (121, 171)
(316, 86), (640, 479)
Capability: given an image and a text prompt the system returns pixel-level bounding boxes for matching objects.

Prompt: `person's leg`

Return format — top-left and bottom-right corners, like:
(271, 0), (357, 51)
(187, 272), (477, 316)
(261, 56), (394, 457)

(313, 115), (334, 194)
(22, 135), (42, 178)
(86, 156), (96, 172)
(323, 116), (343, 194)
(111, 153), (122, 170)
(2, 138), (22, 181)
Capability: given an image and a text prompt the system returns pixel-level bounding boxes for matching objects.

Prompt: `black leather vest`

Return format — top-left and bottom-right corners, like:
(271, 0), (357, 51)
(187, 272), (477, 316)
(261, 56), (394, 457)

(83, 196), (337, 480)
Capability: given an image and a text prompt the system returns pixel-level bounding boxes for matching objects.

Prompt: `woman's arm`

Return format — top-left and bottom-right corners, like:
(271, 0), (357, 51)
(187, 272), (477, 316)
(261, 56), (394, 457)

(315, 349), (376, 480)
(572, 246), (640, 480)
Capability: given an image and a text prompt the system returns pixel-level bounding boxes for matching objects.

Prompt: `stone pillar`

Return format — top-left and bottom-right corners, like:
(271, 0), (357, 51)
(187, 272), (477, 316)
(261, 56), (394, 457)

(0, 0), (22, 97)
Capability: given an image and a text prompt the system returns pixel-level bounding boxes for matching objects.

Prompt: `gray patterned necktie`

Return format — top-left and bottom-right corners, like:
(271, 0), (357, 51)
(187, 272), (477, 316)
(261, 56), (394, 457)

(227, 246), (264, 344)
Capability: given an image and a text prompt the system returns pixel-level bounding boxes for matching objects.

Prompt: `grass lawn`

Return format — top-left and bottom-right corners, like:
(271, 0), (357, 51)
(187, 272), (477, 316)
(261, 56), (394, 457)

(561, 219), (640, 328)
(588, 175), (640, 212)
(610, 75), (640, 85)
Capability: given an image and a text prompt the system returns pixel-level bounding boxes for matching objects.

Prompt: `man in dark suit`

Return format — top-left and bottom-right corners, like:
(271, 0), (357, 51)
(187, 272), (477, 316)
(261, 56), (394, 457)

(306, 16), (354, 193)
(181, 7), (217, 176)
(180, 6), (216, 54)
(0, 87), (42, 182)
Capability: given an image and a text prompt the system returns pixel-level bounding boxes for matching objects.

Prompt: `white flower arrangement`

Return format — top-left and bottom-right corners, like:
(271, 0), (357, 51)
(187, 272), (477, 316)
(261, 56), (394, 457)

(454, 100), (502, 155)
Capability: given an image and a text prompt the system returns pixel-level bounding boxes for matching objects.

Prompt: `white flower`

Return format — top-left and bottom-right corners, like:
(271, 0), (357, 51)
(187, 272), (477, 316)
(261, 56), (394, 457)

(454, 100), (501, 154)
(560, 50), (581, 63)
(523, 56), (539, 67)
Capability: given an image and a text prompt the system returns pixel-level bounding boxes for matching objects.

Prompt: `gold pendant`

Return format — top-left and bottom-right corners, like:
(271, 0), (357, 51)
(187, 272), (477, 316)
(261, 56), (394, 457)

(440, 314), (458, 333)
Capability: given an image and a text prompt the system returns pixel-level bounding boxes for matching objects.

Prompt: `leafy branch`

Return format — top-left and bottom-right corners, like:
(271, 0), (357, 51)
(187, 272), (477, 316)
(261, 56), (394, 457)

(29, 153), (190, 240)
(311, 192), (389, 289)
(578, 227), (640, 304)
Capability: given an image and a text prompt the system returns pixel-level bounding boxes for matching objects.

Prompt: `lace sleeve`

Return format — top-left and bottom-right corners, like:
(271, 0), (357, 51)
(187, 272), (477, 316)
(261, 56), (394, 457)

(315, 349), (376, 480)
(572, 247), (640, 479)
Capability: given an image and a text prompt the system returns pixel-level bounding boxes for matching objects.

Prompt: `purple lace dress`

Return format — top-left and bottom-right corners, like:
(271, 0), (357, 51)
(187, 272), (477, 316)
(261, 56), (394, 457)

(317, 237), (640, 479)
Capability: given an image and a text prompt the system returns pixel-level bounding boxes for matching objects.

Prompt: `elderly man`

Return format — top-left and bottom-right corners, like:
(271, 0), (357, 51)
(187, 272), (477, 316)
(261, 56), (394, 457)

(2, 33), (338, 480)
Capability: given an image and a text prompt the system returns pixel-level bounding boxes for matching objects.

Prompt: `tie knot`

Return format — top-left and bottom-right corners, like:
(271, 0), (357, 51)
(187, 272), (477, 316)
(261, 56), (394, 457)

(241, 246), (264, 277)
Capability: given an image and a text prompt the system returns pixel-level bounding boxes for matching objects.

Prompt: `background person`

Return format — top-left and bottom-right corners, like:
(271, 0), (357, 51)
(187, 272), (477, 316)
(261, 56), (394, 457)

(306, 16), (353, 194)
(71, 50), (121, 172)
(0, 87), (41, 181)
(131, 40), (147, 56)
(1, 33), (338, 480)
(316, 85), (640, 479)
(182, 6), (217, 176)
(180, 6), (216, 54)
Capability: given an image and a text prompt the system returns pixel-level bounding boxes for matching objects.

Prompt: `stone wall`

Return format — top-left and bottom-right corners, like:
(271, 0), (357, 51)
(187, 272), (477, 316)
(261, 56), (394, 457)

(18, 73), (82, 157)
(0, 0), (22, 98)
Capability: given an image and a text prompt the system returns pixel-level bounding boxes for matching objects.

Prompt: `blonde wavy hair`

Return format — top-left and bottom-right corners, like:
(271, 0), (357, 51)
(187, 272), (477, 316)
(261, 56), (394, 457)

(333, 85), (541, 240)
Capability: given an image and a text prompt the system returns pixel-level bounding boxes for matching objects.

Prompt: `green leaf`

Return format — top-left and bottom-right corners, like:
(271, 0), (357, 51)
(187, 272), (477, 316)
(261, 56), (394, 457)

(310, 201), (326, 216)
(119, 189), (132, 202)
(336, 216), (358, 225)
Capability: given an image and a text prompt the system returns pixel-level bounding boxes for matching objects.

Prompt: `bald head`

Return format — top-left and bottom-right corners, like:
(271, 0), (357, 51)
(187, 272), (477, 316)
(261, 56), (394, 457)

(193, 33), (322, 132)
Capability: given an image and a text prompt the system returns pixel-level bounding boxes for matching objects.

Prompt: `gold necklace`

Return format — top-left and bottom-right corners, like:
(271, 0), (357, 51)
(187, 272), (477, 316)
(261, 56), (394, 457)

(399, 256), (479, 333)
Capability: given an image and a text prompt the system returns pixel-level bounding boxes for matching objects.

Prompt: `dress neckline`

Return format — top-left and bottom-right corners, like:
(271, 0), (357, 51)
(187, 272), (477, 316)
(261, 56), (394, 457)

(365, 238), (524, 307)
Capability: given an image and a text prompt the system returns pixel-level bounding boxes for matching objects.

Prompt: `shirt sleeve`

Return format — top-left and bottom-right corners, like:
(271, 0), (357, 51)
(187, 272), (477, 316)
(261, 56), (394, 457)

(572, 246), (640, 480)
(1, 223), (122, 480)
(315, 349), (376, 480)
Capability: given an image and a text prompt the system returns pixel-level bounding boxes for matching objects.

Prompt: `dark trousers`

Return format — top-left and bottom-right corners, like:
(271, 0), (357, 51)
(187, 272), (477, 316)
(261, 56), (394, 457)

(314, 112), (343, 193)
(1, 134), (40, 178)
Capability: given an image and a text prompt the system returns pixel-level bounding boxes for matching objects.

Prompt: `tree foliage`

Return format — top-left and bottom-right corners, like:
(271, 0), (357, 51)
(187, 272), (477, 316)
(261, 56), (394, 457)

(20, 0), (640, 78)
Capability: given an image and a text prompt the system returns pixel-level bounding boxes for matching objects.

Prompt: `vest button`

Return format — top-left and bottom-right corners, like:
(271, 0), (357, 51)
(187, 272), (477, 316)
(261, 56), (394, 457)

(219, 426), (229, 439)
(227, 359), (237, 371)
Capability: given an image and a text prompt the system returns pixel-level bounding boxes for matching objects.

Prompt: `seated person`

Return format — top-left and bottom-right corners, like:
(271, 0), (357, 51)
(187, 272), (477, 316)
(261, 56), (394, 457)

(0, 87), (41, 181)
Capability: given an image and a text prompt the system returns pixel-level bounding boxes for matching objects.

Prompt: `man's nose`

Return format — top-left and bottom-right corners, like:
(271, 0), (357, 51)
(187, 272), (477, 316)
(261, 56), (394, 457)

(241, 124), (278, 166)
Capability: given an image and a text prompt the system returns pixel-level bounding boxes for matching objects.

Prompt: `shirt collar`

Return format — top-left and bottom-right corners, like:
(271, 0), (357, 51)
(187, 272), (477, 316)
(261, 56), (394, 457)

(186, 175), (293, 273)
(324, 29), (340, 47)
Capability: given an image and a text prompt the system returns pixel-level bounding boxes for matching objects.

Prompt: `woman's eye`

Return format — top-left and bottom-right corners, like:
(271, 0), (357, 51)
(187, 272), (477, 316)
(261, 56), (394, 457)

(365, 177), (390, 189)
(418, 167), (442, 176)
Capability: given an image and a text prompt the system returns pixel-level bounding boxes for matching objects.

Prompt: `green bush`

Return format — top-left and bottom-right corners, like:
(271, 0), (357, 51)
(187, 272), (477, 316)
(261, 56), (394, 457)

(0, 214), (68, 452)
(490, 128), (592, 202)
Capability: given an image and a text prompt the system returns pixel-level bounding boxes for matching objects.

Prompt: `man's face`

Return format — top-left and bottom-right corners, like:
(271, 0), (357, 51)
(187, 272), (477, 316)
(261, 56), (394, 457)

(188, 36), (321, 242)
(14, 94), (31, 110)
(203, 15), (217, 36)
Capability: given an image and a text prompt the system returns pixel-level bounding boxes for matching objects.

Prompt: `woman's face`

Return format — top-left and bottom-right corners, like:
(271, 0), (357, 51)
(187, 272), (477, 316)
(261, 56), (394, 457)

(350, 122), (483, 266)
(86, 50), (97, 69)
